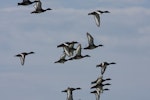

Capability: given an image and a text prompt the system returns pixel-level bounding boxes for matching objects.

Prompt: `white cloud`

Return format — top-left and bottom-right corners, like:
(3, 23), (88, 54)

(98, 0), (148, 5)
(138, 26), (150, 34)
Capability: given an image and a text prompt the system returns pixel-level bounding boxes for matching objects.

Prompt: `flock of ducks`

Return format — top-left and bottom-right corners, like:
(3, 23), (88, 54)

(60, 61), (116, 100)
(54, 32), (104, 63)
(15, 0), (116, 100)
(18, 0), (52, 13)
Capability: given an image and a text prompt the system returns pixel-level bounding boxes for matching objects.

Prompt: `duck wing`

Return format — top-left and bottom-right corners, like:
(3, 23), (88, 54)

(96, 93), (100, 100)
(34, 0), (42, 10)
(20, 54), (25, 65)
(63, 46), (71, 57)
(101, 66), (105, 75)
(75, 44), (81, 56)
(91, 90), (100, 100)
(60, 52), (66, 60)
(87, 32), (94, 45)
(94, 13), (100, 27)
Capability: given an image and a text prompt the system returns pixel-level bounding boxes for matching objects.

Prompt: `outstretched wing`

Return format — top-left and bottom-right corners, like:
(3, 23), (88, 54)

(87, 32), (94, 45)
(75, 44), (81, 56)
(60, 52), (66, 60)
(96, 93), (100, 100)
(63, 46), (71, 57)
(34, 0), (42, 10)
(20, 54), (25, 65)
(94, 13), (100, 27)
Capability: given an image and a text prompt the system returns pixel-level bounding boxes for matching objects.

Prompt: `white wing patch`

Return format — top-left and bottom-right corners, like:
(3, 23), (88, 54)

(20, 54), (25, 65)
(75, 44), (81, 56)
(87, 32), (94, 45)
(94, 14), (100, 27)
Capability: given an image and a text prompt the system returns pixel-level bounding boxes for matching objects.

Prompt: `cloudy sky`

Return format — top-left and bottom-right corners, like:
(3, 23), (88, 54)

(0, 0), (150, 100)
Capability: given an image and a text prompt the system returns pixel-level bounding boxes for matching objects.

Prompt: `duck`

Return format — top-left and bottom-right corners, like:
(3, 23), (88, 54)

(91, 76), (111, 85)
(91, 88), (109, 100)
(54, 52), (68, 64)
(15, 51), (34, 65)
(88, 10), (110, 27)
(68, 44), (90, 60)
(84, 32), (103, 50)
(91, 83), (111, 89)
(91, 89), (101, 100)
(96, 62), (116, 75)
(57, 41), (78, 57)
(18, 0), (38, 6)
(31, 0), (52, 14)
(66, 41), (78, 56)
(57, 41), (78, 48)
(62, 87), (81, 100)
(91, 83), (111, 94)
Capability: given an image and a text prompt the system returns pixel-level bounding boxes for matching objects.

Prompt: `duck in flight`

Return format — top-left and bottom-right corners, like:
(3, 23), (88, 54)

(68, 44), (90, 61)
(18, 0), (38, 6)
(91, 83), (111, 89)
(57, 41), (78, 48)
(91, 82), (110, 96)
(91, 76), (111, 85)
(88, 10), (110, 27)
(62, 87), (81, 100)
(91, 88), (109, 100)
(84, 32), (103, 50)
(31, 0), (52, 14)
(15, 51), (34, 65)
(57, 41), (78, 57)
(96, 62), (116, 75)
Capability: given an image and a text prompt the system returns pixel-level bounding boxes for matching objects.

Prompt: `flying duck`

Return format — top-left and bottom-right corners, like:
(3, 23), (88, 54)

(15, 51), (34, 65)
(31, 0), (52, 14)
(91, 83), (111, 89)
(84, 32), (103, 50)
(91, 89), (101, 100)
(91, 88), (109, 100)
(88, 10), (110, 27)
(91, 83), (111, 94)
(62, 87), (81, 100)
(57, 41), (78, 48)
(18, 0), (38, 6)
(91, 76), (111, 85)
(96, 62), (116, 75)
(68, 44), (90, 60)
(54, 52), (68, 64)
(57, 41), (78, 57)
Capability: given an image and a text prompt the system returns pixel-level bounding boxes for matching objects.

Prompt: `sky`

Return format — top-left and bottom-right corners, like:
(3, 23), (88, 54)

(0, 0), (150, 100)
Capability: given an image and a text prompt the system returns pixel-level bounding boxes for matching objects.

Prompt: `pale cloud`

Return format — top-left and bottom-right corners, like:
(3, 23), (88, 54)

(98, 0), (148, 5)
(138, 26), (150, 34)
(0, 6), (31, 13)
